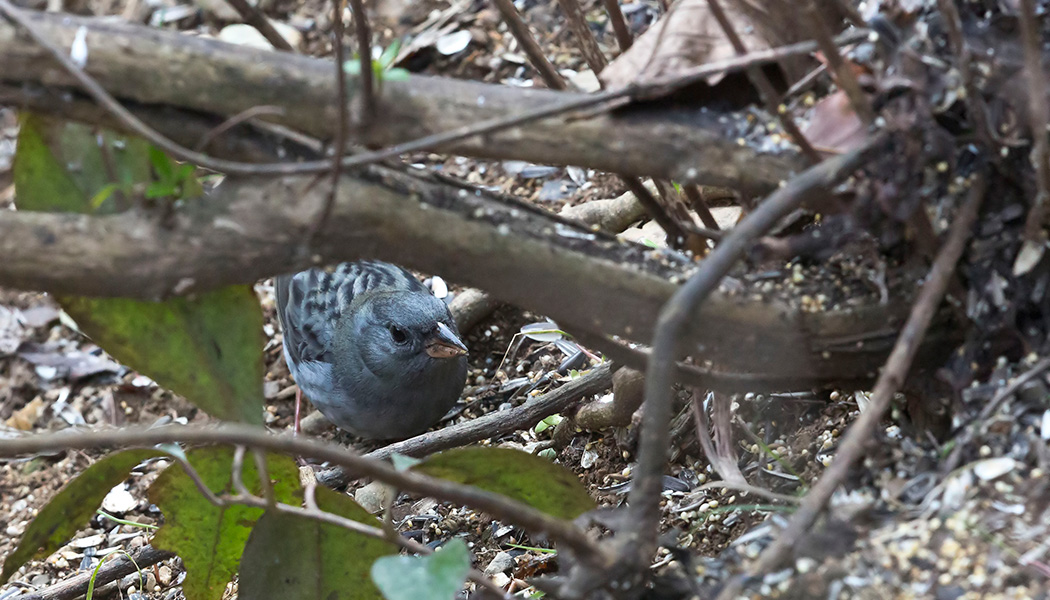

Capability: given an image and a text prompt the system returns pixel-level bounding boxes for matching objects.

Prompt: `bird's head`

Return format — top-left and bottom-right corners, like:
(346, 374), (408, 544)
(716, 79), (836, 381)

(335, 290), (467, 381)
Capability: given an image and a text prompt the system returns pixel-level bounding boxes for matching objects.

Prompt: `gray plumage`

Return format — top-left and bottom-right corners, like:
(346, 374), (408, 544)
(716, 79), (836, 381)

(276, 261), (468, 439)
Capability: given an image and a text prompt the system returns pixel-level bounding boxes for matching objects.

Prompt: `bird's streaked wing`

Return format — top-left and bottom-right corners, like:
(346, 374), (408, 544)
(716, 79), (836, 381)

(275, 261), (427, 366)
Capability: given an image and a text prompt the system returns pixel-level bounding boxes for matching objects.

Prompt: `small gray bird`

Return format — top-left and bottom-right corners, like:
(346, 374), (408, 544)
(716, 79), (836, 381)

(275, 261), (468, 439)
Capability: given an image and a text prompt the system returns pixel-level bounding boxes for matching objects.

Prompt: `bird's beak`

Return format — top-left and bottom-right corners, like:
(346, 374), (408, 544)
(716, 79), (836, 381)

(425, 322), (468, 359)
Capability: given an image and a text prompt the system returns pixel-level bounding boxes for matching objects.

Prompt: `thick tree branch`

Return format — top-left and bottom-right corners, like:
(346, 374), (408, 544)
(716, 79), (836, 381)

(0, 164), (959, 390)
(0, 11), (806, 195)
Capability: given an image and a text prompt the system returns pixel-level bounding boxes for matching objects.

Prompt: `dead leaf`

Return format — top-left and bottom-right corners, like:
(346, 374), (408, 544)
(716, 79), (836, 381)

(601, 0), (811, 91)
(6, 396), (46, 430)
(18, 343), (123, 381)
(802, 90), (867, 155)
(0, 306), (26, 356)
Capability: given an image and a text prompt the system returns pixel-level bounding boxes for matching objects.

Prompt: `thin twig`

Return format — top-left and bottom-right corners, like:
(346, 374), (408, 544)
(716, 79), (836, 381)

(0, 424), (612, 566)
(706, 0), (821, 163)
(490, 0), (565, 89)
(317, 362), (614, 487)
(802, 0), (875, 125)
(252, 447), (276, 506)
(602, 0), (633, 52)
(232, 444), (251, 497)
(977, 357), (1050, 421)
(943, 356), (1050, 465)
(164, 452), (512, 598)
(223, 0), (294, 51)
(682, 185), (720, 231)
(624, 178), (691, 248)
(1018, 0), (1050, 243)
(193, 105), (287, 153)
(308, 0), (354, 241)
(718, 173), (986, 599)
(557, 0), (608, 74)
(347, 0), (374, 122)
(935, 0), (992, 145)
(623, 134), (887, 575)
(688, 391), (799, 504)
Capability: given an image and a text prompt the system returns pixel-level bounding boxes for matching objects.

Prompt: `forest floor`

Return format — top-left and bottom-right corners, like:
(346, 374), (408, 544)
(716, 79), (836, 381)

(2, 0), (1050, 599)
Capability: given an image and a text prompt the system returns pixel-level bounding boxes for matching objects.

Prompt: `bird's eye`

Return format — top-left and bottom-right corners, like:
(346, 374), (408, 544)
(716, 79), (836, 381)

(389, 325), (408, 344)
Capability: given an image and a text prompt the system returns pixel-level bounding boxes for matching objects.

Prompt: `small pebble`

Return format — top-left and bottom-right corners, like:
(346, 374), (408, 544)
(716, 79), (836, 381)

(483, 551), (515, 575)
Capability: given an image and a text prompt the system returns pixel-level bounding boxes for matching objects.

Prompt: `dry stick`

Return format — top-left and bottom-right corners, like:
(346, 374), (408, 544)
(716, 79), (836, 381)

(602, 0), (633, 51)
(717, 174), (988, 599)
(309, 0), (354, 241)
(706, 0), (821, 164)
(623, 134), (887, 575)
(976, 356), (1050, 422)
(175, 455), (511, 599)
(689, 391), (799, 504)
(944, 355), (1050, 473)
(802, 0), (874, 125)
(11, 546), (175, 600)
(490, 0), (565, 90)
(347, 0), (374, 123)
(1018, 0), (1050, 244)
(223, 0), (294, 51)
(624, 177), (692, 248)
(934, 0), (993, 146)
(0, 424), (613, 566)
(315, 362), (615, 486)
(682, 184), (721, 230)
(193, 105), (287, 152)
(556, 0), (608, 75)
(0, 1), (865, 179)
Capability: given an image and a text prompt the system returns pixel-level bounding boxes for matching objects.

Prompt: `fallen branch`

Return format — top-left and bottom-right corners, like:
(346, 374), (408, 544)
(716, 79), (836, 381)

(0, 162), (956, 390)
(12, 546), (174, 600)
(316, 362), (615, 487)
(0, 11), (819, 194)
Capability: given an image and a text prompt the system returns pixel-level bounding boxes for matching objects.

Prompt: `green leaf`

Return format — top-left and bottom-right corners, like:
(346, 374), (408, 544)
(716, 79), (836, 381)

(61, 288), (265, 424)
(416, 448), (594, 520)
(148, 145), (176, 182)
(1, 449), (165, 584)
(371, 539), (470, 600)
(89, 183), (121, 210)
(15, 114), (151, 214)
(145, 181), (176, 199)
(384, 68), (411, 82)
(239, 487), (396, 600)
(14, 114), (262, 424)
(378, 40), (401, 68)
(390, 453), (422, 471)
(148, 447), (301, 600)
(13, 114), (98, 214)
(533, 414), (562, 434)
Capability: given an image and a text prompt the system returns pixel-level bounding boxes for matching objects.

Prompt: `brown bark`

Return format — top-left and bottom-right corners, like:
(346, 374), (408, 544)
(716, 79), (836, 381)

(0, 163), (957, 390)
(0, 11), (805, 196)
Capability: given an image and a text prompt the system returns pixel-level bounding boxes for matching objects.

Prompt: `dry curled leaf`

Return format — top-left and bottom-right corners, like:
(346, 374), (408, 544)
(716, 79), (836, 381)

(601, 0), (812, 92)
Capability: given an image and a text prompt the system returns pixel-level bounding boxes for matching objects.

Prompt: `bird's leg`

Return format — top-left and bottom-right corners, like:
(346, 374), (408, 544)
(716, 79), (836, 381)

(294, 387), (303, 436)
